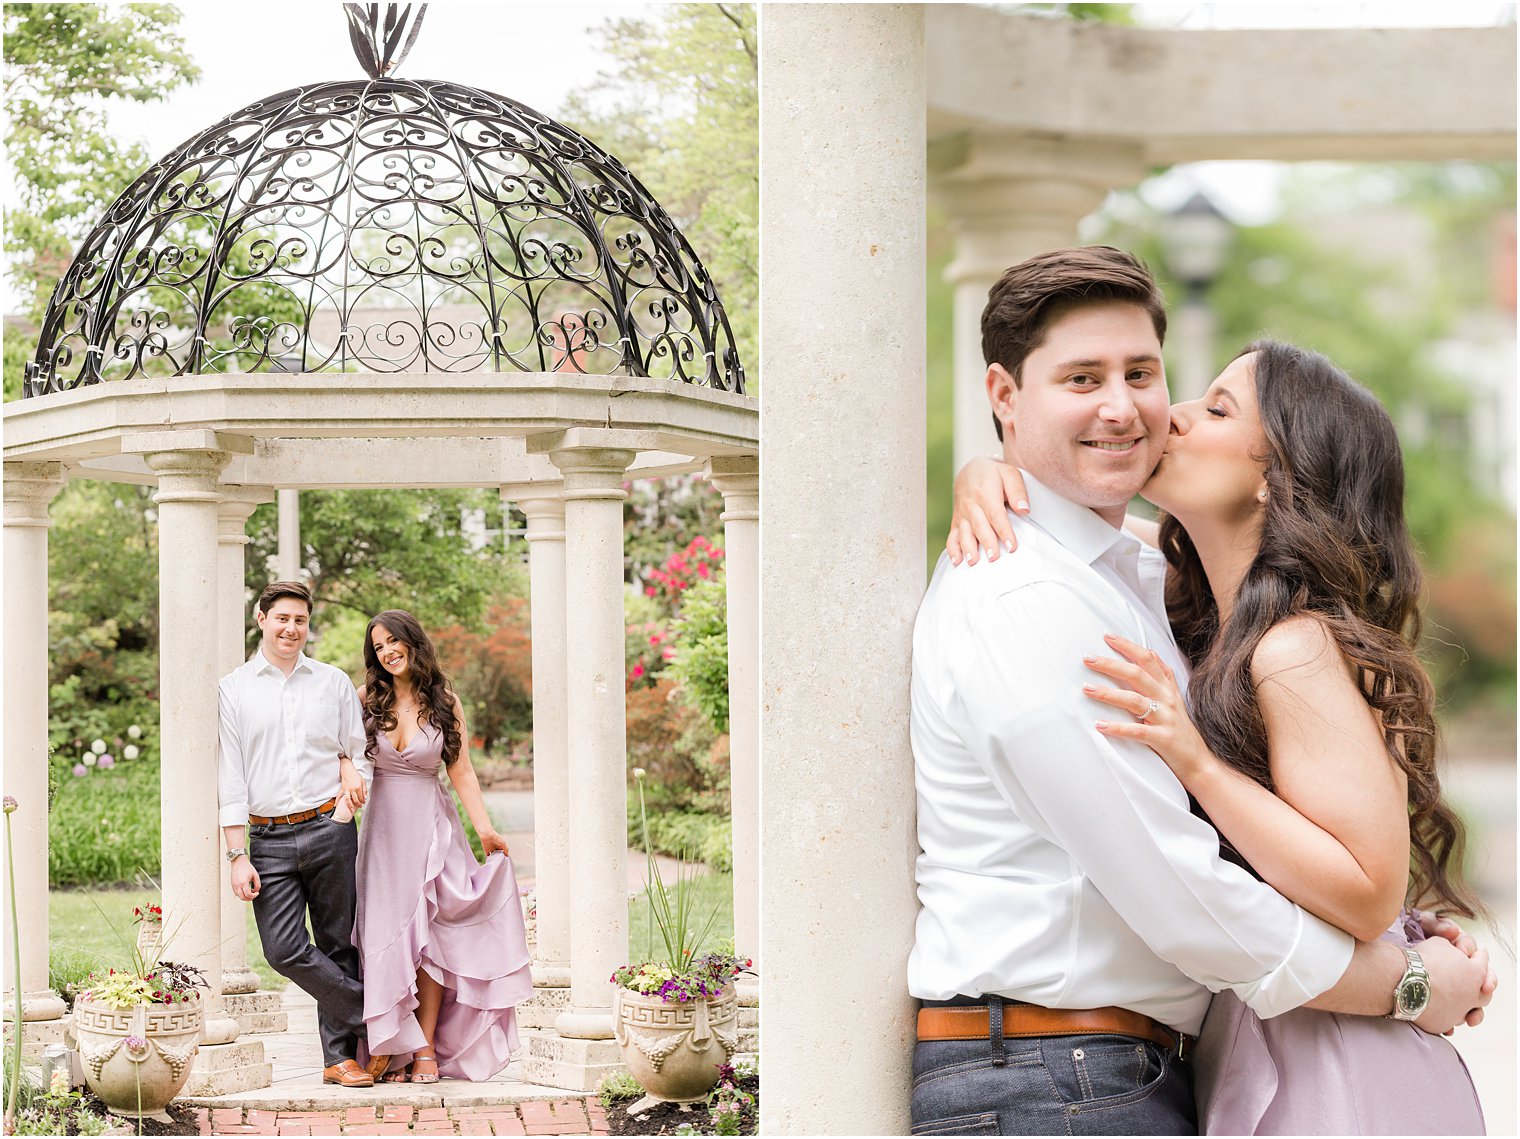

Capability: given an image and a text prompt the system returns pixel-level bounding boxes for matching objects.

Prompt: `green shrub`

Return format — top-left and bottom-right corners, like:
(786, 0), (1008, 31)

(667, 570), (729, 735)
(628, 804), (732, 874)
(597, 1071), (643, 1108)
(48, 753), (160, 887)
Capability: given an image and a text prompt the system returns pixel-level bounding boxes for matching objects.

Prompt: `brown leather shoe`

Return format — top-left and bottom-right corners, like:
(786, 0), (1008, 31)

(322, 1059), (374, 1087)
(363, 1053), (392, 1080)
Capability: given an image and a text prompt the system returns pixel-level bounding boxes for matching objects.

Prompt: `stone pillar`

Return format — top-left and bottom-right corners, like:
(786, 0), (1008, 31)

(704, 456), (759, 972)
(514, 489), (571, 1028)
(526, 449), (633, 1092)
(761, 6), (925, 1133)
(276, 488), (300, 580)
(214, 494), (285, 1046)
(2, 462), (66, 1058)
(936, 135), (1147, 468)
(143, 451), (245, 1066)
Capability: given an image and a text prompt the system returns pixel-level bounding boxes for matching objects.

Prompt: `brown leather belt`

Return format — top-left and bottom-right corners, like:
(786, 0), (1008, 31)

(248, 798), (337, 826)
(917, 1003), (1193, 1059)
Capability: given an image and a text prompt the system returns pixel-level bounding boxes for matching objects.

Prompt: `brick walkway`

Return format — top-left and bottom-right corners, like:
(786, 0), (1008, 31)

(186, 1098), (609, 1136)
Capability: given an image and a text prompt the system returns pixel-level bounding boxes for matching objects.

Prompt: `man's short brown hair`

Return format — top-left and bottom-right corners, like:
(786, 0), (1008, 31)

(257, 580), (312, 616)
(981, 246), (1167, 440)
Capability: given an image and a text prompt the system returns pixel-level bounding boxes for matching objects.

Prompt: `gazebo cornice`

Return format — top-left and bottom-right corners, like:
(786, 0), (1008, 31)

(1, 371), (758, 468)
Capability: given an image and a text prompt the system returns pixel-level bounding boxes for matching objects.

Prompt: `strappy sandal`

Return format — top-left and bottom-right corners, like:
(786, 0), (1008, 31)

(410, 1052), (440, 1084)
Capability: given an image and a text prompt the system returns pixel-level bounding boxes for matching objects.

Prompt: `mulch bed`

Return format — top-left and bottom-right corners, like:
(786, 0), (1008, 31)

(40, 1092), (199, 1136)
(604, 1074), (759, 1136)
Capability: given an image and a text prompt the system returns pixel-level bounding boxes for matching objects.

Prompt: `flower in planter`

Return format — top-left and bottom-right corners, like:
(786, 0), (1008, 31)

(122, 745), (139, 761)
(133, 904), (163, 925)
(72, 764), (88, 778)
(90, 739), (107, 755)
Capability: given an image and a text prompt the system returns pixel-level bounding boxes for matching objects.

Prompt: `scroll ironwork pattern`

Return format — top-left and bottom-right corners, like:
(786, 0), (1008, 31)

(25, 79), (745, 396)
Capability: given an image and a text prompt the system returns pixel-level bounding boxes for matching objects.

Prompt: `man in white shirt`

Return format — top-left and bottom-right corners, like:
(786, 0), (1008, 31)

(908, 247), (1492, 1134)
(219, 581), (380, 1088)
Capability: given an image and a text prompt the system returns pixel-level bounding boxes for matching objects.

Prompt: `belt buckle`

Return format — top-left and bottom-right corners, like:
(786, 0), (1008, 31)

(1174, 1031), (1191, 1061)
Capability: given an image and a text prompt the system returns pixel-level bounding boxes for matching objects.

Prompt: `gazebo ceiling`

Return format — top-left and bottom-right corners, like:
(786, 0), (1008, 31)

(24, 70), (745, 397)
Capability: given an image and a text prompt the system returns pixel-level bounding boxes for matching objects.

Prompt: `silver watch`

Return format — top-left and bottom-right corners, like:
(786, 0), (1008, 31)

(1389, 946), (1431, 1021)
(225, 847), (248, 863)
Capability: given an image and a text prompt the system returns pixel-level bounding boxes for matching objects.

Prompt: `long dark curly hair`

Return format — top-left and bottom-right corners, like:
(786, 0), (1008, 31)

(362, 609), (463, 767)
(1161, 340), (1481, 919)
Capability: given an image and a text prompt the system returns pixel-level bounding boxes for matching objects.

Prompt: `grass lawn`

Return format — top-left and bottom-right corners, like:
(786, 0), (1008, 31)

(51, 870), (738, 999)
(626, 869), (737, 963)
(49, 887), (281, 993)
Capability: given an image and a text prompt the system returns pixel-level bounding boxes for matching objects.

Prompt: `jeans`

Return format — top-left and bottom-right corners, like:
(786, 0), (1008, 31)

(911, 1011), (1196, 1136)
(249, 811), (365, 1066)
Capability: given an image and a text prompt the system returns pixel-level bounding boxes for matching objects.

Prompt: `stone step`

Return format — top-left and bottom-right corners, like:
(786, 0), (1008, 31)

(182, 1061), (273, 1097)
(190, 1039), (266, 1073)
(223, 991), (283, 1016)
(516, 984), (570, 1029)
(737, 1028), (759, 1053)
(738, 1007), (758, 1029)
(240, 1011), (289, 1035)
(522, 1034), (623, 1093)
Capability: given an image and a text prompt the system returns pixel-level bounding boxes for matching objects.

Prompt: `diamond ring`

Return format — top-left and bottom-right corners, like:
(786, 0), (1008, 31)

(1136, 699), (1160, 722)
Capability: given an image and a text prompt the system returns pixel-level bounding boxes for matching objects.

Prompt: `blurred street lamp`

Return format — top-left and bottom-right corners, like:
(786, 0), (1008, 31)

(1159, 190), (1234, 401)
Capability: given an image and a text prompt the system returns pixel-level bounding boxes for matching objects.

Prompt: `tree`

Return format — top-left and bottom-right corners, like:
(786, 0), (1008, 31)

(561, 4), (758, 382)
(4, 3), (198, 326)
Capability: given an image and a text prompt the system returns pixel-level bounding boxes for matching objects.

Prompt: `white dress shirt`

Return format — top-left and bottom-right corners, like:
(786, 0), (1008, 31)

(217, 648), (370, 827)
(908, 471), (1353, 1035)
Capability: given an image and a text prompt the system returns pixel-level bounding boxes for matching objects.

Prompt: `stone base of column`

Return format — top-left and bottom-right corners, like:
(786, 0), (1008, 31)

(224, 990), (288, 1035)
(221, 966), (260, 996)
(736, 979), (760, 1055)
(182, 1038), (272, 1096)
(521, 1034), (623, 1092)
(2, 1011), (66, 1062)
(518, 964), (571, 1030)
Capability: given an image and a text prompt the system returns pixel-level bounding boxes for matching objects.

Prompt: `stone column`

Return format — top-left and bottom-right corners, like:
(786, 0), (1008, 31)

(215, 494), (286, 1040)
(276, 488), (300, 581)
(531, 448), (633, 1092)
(515, 491), (571, 983)
(936, 135), (1147, 468)
(145, 449), (240, 1052)
(761, 6), (925, 1133)
(704, 456), (759, 971)
(2, 462), (66, 1058)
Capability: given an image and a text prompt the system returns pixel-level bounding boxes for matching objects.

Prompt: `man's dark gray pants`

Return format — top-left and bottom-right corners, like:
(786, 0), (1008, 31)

(249, 813), (364, 1066)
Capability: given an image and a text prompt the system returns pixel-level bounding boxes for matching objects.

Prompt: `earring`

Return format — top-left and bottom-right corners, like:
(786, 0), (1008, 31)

(1256, 489), (1269, 504)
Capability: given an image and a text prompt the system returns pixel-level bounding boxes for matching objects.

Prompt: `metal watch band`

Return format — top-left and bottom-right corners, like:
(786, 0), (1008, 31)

(225, 847), (249, 863)
(1389, 945), (1430, 1021)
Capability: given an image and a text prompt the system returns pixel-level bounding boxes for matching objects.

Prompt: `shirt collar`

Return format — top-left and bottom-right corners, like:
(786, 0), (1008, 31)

(1020, 469), (1133, 568)
(254, 646), (313, 676)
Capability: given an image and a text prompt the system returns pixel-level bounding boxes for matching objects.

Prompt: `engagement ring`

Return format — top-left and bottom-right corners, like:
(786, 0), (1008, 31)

(1136, 700), (1160, 722)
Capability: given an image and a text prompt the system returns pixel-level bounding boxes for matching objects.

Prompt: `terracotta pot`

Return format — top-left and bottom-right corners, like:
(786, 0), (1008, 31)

(614, 984), (737, 1103)
(73, 994), (203, 1120)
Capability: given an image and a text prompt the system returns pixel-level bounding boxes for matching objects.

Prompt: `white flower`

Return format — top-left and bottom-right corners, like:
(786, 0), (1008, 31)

(83, 753), (98, 767)
(123, 745), (139, 760)
(632, 767), (647, 780)
(90, 739), (107, 754)
(127, 725), (143, 740)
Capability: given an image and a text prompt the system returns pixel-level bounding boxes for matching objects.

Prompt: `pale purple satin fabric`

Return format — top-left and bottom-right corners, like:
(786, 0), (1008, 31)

(353, 722), (533, 1080)
(1194, 912), (1486, 1135)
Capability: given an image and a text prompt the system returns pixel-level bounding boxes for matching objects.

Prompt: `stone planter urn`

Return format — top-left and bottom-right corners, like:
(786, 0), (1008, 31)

(73, 994), (203, 1122)
(614, 984), (738, 1108)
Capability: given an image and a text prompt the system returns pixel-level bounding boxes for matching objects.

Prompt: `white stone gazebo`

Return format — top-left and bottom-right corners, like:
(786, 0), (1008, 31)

(762, 6), (1514, 1134)
(4, 12), (757, 1098)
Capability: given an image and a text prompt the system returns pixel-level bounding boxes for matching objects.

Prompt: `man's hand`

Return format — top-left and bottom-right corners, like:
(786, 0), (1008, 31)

(339, 756), (366, 809)
(231, 856), (261, 902)
(1412, 935), (1494, 1036)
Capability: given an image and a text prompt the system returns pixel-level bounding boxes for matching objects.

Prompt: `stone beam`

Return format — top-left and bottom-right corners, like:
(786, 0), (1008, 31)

(927, 8), (1517, 162)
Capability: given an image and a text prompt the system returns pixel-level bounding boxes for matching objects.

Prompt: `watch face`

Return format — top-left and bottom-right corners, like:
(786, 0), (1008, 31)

(1399, 979), (1431, 1015)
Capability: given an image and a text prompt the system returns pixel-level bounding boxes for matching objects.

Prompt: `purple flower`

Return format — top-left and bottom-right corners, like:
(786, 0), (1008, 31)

(98, 755), (115, 769)
(72, 764), (88, 778)
(2, 796), (16, 814)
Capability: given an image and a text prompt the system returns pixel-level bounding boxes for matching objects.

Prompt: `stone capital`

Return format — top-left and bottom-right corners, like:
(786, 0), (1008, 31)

(546, 448), (635, 503)
(705, 455), (759, 521)
(3, 462), (66, 528)
(217, 490), (267, 542)
(145, 450), (231, 505)
(512, 490), (568, 542)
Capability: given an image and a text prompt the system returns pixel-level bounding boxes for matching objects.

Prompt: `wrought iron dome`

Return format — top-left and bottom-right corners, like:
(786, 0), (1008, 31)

(23, 6), (745, 397)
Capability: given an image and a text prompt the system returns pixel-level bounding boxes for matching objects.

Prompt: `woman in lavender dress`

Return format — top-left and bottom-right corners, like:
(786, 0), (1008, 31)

(951, 341), (1488, 1134)
(348, 609), (532, 1083)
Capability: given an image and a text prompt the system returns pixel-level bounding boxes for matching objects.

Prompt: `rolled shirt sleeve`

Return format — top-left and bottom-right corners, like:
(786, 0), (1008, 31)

(217, 678), (250, 828)
(340, 682), (372, 790)
(950, 577), (1353, 1019)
